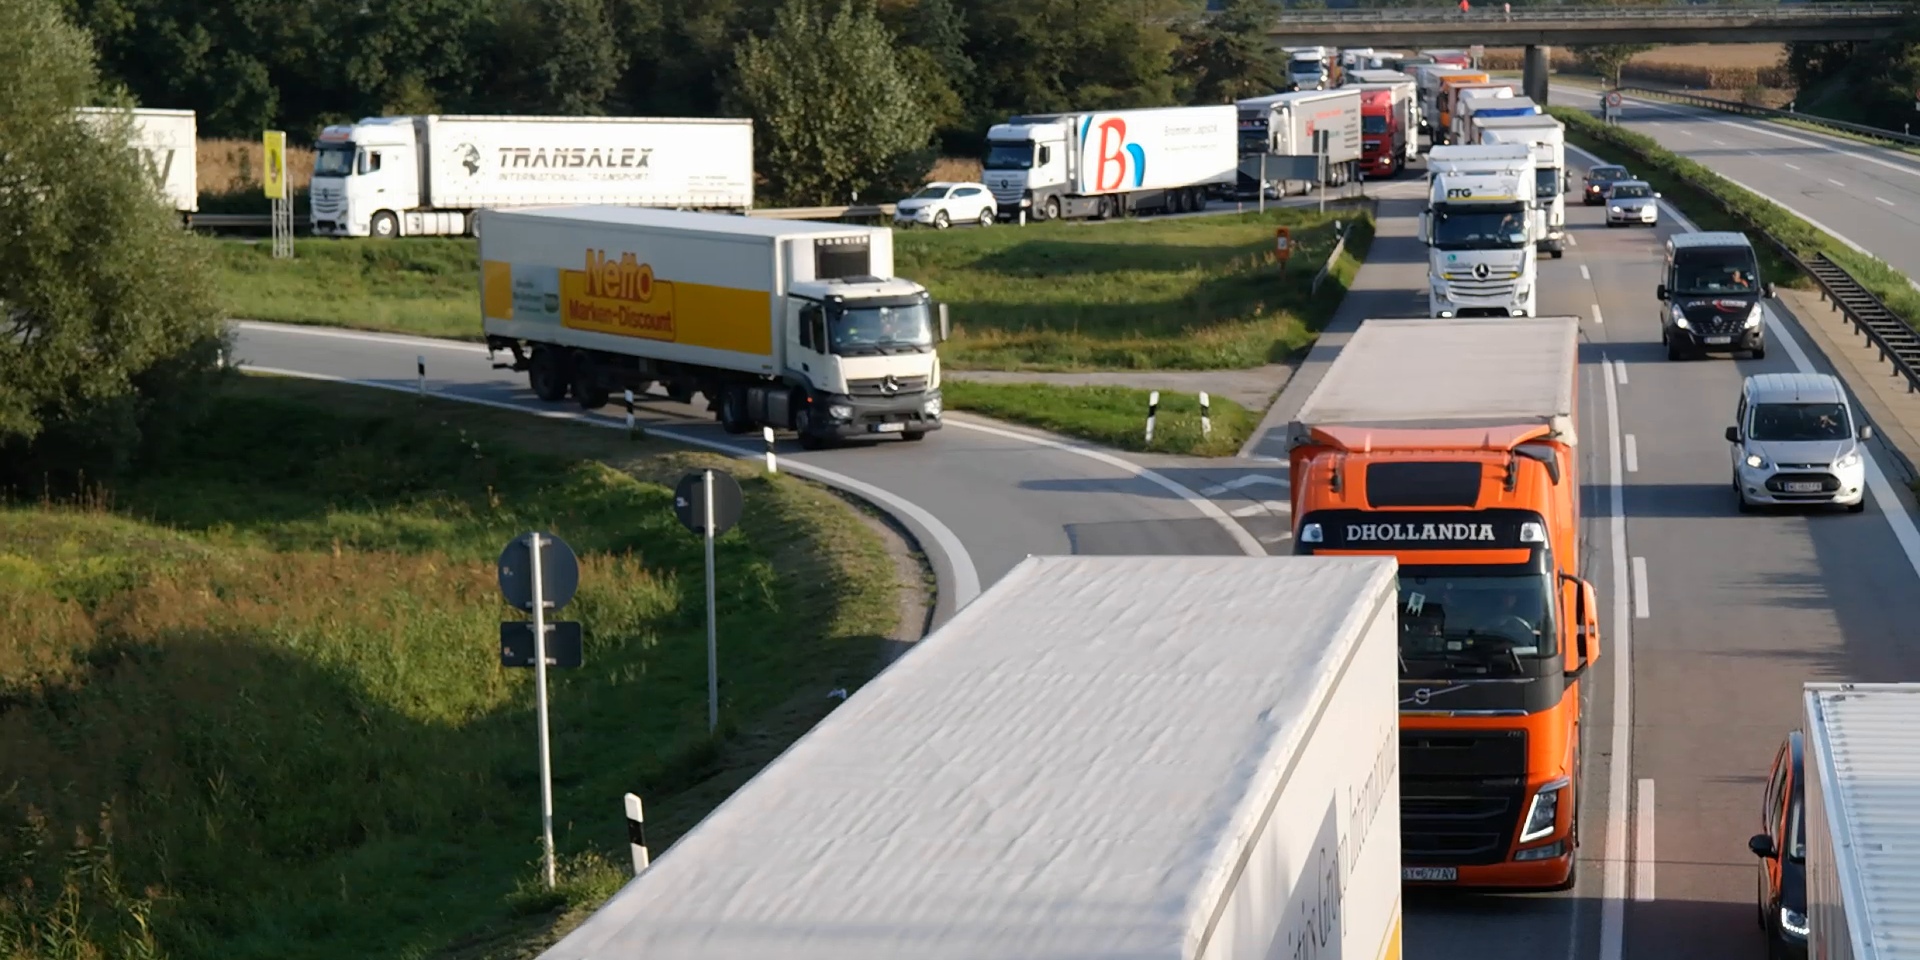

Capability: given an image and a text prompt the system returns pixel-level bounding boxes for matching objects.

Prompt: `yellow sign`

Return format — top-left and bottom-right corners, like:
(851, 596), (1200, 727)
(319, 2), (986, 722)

(560, 249), (678, 341)
(262, 130), (287, 199)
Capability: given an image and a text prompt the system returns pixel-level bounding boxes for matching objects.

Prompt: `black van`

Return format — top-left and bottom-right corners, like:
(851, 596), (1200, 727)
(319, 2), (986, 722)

(1657, 231), (1773, 361)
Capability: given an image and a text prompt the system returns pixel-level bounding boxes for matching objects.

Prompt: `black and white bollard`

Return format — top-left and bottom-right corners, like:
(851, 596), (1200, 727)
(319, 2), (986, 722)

(763, 426), (777, 474)
(416, 355), (425, 398)
(624, 793), (650, 874)
(623, 388), (637, 438)
(1199, 391), (1212, 438)
(1145, 390), (1160, 445)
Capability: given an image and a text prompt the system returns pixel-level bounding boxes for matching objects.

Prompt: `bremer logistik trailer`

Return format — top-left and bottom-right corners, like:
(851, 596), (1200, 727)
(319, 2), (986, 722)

(1288, 315), (1603, 891)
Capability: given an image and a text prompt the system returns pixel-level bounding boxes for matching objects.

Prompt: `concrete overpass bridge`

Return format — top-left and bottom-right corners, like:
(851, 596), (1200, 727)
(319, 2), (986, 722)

(1257, 3), (1909, 104)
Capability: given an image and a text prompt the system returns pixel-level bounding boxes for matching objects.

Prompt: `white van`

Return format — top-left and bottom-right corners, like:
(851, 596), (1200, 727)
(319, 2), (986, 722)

(1726, 372), (1871, 513)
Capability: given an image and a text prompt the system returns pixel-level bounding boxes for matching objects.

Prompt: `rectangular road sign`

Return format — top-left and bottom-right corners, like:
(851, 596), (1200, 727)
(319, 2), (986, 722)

(500, 620), (584, 668)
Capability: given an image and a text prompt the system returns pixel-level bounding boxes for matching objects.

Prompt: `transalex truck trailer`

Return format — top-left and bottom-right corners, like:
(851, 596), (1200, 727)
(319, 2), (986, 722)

(481, 206), (944, 448)
(1423, 143), (1543, 317)
(982, 105), (1236, 221)
(1796, 683), (1920, 960)
(310, 115), (754, 238)
(1234, 88), (1362, 198)
(74, 106), (197, 219)
(1475, 115), (1568, 257)
(536, 554), (1406, 960)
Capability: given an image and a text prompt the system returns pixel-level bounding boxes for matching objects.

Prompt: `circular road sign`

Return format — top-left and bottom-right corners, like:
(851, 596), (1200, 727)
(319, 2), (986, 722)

(1606, 91), (1623, 108)
(675, 469), (744, 538)
(497, 531), (581, 612)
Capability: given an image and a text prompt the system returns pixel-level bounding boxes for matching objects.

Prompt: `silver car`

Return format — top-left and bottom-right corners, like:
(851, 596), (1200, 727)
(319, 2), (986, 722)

(1606, 180), (1660, 227)
(1727, 372), (1871, 513)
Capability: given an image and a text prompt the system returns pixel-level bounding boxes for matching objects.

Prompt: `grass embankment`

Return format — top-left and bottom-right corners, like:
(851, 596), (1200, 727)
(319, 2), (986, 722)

(1550, 106), (1920, 327)
(943, 382), (1257, 456)
(0, 375), (907, 960)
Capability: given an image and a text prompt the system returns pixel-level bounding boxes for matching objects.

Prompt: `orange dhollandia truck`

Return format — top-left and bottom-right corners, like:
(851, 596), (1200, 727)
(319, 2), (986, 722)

(1287, 315), (1602, 890)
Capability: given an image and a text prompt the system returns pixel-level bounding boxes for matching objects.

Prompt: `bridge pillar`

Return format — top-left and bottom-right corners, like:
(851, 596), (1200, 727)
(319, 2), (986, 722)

(1523, 45), (1551, 106)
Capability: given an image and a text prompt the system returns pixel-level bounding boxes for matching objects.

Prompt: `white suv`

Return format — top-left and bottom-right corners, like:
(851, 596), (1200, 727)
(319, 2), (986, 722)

(893, 181), (996, 229)
(1727, 372), (1871, 513)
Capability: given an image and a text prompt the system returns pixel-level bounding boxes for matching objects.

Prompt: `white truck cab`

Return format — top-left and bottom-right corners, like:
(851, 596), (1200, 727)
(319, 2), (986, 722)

(1422, 144), (1539, 318)
(311, 119), (444, 237)
(1476, 115), (1569, 259)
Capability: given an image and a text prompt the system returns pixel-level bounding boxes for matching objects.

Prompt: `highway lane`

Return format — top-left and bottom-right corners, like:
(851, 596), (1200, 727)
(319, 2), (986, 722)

(1562, 147), (1920, 960)
(1552, 83), (1920, 279)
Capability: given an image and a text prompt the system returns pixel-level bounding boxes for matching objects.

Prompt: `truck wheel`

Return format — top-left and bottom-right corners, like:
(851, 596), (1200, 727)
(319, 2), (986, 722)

(794, 407), (826, 450)
(528, 348), (569, 402)
(572, 361), (609, 410)
(718, 387), (752, 434)
(1043, 196), (1061, 221)
(1551, 248), (1564, 260)
(371, 211), (398, 238)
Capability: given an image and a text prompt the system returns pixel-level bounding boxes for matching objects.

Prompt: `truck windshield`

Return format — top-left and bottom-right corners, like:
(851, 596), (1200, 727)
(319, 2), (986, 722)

(1535, 168), (1558, 198)
(831, 302), (933, 356)
(313, 144), (355, 178)
(1291, 61), (1322, 75)
(1398, 571), (1558, 671)
(1362, 115), (1389, 134)
(983, 141), (1034, 170)
(1432, 203), (1528, 250)
(1674, 249), (1760, 295)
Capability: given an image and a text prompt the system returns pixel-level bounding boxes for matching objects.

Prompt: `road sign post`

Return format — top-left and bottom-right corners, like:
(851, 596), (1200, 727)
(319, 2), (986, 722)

(263, 131), (292, 260)
(496, 530), (582, 890)
(674, 470), (744, 732)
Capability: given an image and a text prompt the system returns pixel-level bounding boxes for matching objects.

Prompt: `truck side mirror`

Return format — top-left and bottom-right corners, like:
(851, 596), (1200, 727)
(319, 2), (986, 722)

(1748, 834), (1777, 859)
(937, 303), (950, 343)
(1726, 425), (1741, 443)
(1561, 574), (1599, 679)
(1653, 191), (1663, 199)
(1656, 283), (1668, 301)
(1419, 210), (1431, 243)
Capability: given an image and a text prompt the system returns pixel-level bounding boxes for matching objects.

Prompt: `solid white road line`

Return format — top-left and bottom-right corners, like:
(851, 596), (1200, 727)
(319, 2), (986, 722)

(1634, 779), (1657, 902)
(1198, 475), (1289, 496)
(1828, 178), (1846, 188)
(1631, 556), (1650, 619)
(1227, 500), (1290, 518)
(234, 320), (492, 354)
(1879, 197), (1896, 206)
(1625, 434), (1639, 473)
(1784, 162), (1802, 171)
(244, 365), (986, 609)
(1614, 359), (1629, 385)
(1712, 139), (1727, 146)
(1581, 264), (1592, 280)
(1592, 303), (1604, 325)
(1597, 344), (1636, 960)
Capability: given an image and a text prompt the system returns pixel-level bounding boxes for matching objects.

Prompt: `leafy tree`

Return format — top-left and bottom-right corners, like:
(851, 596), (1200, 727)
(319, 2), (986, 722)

(475, 0), (628, 114)
(0, 0), (229, 488)
(730, 0), (935, 205)
(960, 0), (1191, 116)
(879, 0), (979, 151)
(1569, 44), (1652, 86)
(1177, 0), (1286, 104)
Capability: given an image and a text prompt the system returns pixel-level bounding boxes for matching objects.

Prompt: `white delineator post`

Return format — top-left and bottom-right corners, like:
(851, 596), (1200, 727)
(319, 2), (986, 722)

(624, 389), (637, 437)
(763, 426), (776, 474)
(529, 532), (557, 890)
(1145, 390), (1161, 444)
(703, 470), (720, 732)
(416, 355), (426, 397)
(1199, 391), (1212, 438)
(624, 793), (650, 875)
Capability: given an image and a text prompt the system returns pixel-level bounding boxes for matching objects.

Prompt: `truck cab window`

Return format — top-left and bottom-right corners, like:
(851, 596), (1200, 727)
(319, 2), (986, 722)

(313, 145), (355, 177)
(798, 305), (822, 350)
(358, 149), (382, 175)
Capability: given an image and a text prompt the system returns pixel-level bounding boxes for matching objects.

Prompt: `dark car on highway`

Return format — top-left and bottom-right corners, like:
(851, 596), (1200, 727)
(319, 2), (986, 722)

(1583, 164), (1630, 206)
(1747, 730), (1808, 960)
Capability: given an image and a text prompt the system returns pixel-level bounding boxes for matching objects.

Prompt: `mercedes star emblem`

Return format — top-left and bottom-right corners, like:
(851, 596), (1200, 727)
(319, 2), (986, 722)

(1472, 262), (1491, 280)
(881, 375), (900, 394)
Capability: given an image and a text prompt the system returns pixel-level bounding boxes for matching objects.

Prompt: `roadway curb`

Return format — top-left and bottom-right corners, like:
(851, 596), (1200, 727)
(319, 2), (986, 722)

(1773, 289), (1920, 491)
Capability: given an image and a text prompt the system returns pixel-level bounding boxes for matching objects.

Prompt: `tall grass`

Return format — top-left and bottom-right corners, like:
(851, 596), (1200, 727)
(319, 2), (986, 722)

(0, 375), (903, 960)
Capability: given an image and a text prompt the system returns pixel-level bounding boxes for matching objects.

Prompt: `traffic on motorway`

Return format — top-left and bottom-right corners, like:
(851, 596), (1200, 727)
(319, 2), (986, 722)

(216, 45), (1920, 960)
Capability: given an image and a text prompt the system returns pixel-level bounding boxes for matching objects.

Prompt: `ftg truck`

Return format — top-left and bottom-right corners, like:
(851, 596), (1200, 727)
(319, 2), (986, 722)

(480, 206), (944, 448)
(1423, 143), (1542, 317)
(982, 105), (1236, 221)
(310, 115), (753, 238)
(75, 106), (197, 220)
(1797, 683), (1920, 960)
(534, 554), (1405, 960)
(1476, 114), (1569, 258)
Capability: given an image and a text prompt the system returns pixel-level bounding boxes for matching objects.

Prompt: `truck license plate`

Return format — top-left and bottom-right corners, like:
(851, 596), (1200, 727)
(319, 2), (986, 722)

(1704, 336), (1732, 345)
(1403, 867), (1457, 882)
(871, 422), (906, 433)
(1786, 481), (1822, 492)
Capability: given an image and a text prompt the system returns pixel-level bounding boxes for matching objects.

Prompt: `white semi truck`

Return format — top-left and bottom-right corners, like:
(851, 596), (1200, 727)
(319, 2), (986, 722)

(535, 554), (1405, 960)
(1457, 95), (1541, 147)
(1422, 144), (1540, 317)
(1234, 88), (1363, 198)
(479, 206), (944, 448)
(75, 106), (197, 220)
(309, 115), (753, 238)
(981, 105), (1236, 221)
(1799, 682), (1920, 960)
(1476, 115), (1569, 259)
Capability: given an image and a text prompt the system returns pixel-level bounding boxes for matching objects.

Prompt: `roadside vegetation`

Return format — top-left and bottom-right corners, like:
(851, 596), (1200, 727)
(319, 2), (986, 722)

(1551, 107), (1920, 330)
(944, 382), (1256, 456)
(0, 375), (907, 960)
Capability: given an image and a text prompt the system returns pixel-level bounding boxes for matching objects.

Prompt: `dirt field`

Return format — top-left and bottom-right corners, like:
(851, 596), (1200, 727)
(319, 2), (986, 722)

(1485, 42), (1784, 68)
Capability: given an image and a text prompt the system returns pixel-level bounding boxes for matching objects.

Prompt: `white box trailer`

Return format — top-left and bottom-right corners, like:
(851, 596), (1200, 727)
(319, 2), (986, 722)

(309, 115), (754, 238)
(74, 106), (197, 217)
(1800, 682), (1920, 960)
(981, 105), (1237, 221)
(479, 206), (945, 448)
(536, 554), (1406, 960)
(1235, 88), (1363, 197)
(1476, 115), (1568, 256)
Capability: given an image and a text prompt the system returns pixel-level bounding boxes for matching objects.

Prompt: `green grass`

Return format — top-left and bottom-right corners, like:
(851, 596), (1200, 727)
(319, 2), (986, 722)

(209, 207), (1376, 372)
(905, 207), (1374, 371)
(1552, 107), (1920, 329)
(944, 382), (1256, 456)
(0, 375), (907, 960)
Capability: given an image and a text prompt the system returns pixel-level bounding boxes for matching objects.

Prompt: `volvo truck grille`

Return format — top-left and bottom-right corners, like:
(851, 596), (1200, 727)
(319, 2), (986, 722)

(1400, 729), (1529, 865)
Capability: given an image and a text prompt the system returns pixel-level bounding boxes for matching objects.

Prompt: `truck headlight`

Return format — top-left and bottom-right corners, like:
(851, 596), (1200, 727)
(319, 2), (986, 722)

(1779, 906), (1808, 938)
(923, 395), (942, 417)
(1518, 782), (1565, 843)
(1517, 284), (1532, 302)
(827, 404), (853, 420)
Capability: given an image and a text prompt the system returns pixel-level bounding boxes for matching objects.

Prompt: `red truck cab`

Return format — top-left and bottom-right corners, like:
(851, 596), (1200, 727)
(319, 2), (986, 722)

(1360, 89), (1405, 177)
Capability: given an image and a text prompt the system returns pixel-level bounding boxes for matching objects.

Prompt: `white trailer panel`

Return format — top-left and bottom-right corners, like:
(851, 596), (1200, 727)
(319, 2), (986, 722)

(75, 106), (196, 213)
(422, 116), (752, 209)
(538, 555), (1405, 960)
(1803, 682), (1920, 960)
(1288, 316), (1579, 440)
(1269, 88), (1363, 164)
(1067, 105), (1238, 196)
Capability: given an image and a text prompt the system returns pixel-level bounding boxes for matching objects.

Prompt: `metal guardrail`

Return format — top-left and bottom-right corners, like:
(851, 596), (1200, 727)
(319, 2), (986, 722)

(189, 204), (899, 233)
(1261, 2), (1905, 22)
(1615, 86), (1920, 148)
(1311, 219), (1358, 296)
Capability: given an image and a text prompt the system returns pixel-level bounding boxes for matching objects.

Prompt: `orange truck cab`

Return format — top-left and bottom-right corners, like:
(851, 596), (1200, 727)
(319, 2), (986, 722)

(1287, 316), (1602, 891)
(1436, 73), (1492, 144)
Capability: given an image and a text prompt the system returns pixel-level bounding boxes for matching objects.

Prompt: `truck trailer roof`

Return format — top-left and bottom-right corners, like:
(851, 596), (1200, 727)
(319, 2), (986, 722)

(1287, 316), (1579, 445)
(536, 554), (1401, 960)
(1803, 682), (1920, 960)
(480, 204), (877, 240)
